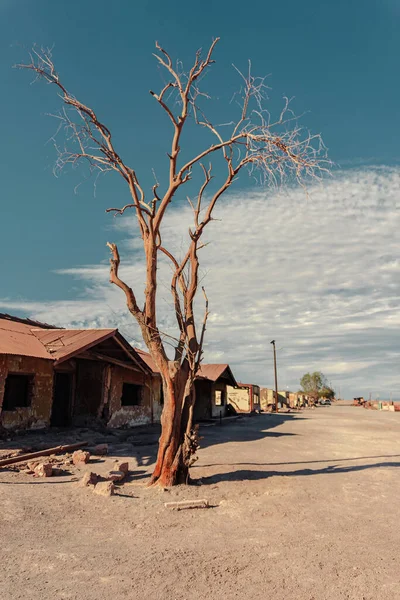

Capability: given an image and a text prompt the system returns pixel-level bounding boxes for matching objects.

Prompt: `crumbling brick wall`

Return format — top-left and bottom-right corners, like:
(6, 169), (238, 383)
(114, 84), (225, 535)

(107, 365), (152, 428)
(0, 355), (54, 430)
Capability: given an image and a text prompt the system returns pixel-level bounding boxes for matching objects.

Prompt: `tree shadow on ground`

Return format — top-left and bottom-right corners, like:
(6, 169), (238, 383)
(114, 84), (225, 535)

(197, 454), (400, 469)
(195, 461), (400, 485)
(199, 413), (303, 449)
(125, 413), (302, 467)
(0, 413), (304, 478)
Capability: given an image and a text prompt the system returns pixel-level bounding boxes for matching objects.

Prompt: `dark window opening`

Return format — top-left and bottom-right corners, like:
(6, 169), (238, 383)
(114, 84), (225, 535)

(121, 382), (142, 406)
(3, 374), (34, 411)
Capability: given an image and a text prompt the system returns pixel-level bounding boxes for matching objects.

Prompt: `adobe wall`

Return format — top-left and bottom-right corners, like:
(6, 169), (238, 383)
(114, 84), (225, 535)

(107, 366), (153, 428)
(0, 355), (54, 430)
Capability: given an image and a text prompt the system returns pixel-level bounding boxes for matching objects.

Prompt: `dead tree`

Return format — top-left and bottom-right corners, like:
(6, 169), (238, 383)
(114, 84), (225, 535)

(18, 40), (328, 486)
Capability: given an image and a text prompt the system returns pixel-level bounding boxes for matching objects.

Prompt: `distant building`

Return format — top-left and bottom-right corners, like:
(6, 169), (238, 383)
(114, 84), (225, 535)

(194, 364), (238, 421)
(260, 388), (290, 410)
(227, 383), (260, 413)
(134, 350), (239, 422)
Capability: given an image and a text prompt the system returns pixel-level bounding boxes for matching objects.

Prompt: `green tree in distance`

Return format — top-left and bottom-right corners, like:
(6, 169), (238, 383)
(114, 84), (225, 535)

(300, 372), (335, 401)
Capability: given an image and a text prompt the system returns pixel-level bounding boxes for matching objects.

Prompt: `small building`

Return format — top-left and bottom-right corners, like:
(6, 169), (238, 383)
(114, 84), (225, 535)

(133, 351), (239, 423)
(0, 314), (153, 431)
(260, 388), (287, 410)
(193, 364), (238, 421)
(227, 382), (261, 413)
(260, 387), (275, 411)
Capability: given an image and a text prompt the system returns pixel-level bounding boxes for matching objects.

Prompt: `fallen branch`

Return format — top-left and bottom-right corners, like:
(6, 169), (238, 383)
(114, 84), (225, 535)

(0, 441), (88, 468)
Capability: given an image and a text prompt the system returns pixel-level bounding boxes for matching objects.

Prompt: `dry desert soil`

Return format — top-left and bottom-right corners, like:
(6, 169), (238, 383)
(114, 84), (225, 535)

(1, 405), (400, 600)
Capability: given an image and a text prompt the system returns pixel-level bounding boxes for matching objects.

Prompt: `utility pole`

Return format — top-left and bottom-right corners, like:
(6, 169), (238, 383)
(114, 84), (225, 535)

(270, 340), (279, 413)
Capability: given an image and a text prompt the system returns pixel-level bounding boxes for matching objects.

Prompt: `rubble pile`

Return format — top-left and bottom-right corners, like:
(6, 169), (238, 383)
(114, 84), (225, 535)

(0, 439), (133, 498)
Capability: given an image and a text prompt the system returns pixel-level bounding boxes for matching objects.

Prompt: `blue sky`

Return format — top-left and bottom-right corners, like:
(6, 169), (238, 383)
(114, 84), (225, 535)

(1, 0), (399, 399)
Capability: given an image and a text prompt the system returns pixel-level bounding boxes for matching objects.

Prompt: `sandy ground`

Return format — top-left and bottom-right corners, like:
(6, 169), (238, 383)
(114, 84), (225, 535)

(1, 405), (400, 600)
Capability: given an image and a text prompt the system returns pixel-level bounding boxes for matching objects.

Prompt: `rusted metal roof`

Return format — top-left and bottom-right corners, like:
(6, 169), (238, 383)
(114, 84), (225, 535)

(133, 350), (238, 386)
(0, 316), (150, 373)
(0, 318), (52, 359)
(134, 348), (160, 374)
(32, 328), (117, 363)
(0, 312), (58, 329)
(197, 364), (237, 386)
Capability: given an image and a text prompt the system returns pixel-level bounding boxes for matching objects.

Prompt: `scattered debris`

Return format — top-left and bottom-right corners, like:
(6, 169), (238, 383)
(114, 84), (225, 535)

(93, 481), (115, 497)
(72, 450), (91, 465)
(164, 499), (210, 511)
(34, 463), (53, 477)
(0, 441), (88, 468)
(114, 461), (129, 474)
(27, 460), (40, 471)
(108, 470), (125, 482)
(79, 472), (99, 487)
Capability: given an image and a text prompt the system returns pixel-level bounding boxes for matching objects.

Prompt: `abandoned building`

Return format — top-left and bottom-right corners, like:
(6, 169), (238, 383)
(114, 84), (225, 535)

(134, 349), (238, 422)
(260, 388), (275, 410)
(0, 314), (155, 431)
(260, 388), (306, 410)
(227, 382), (261, 413)
(193, 364), (238, 421)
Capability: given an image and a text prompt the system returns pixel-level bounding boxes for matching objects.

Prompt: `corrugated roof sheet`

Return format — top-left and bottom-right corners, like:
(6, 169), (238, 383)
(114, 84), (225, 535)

(0, 318), (52, 359)
(134, 348), (160, 374)
(197, 364), (237, 386)
(134, 350), (237, 385)
(197, 364), (230, 381)
(0, 316), (142, 369)
(32, 328), (117, 363)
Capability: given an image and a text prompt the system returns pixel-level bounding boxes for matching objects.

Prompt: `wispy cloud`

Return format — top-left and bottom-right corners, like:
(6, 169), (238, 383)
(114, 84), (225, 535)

(1, 166), (400, 399)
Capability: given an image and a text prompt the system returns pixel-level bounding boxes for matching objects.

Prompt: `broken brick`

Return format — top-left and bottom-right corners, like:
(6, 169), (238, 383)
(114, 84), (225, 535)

(107, 470), (125, 482)
(79, 471), (99, 487)
(72, 450), (90, 465)
(34, 463), (53, 477)
(27, 461), (39, 471)
(114, 461), (129, 474)
(93, 481), (115, 497)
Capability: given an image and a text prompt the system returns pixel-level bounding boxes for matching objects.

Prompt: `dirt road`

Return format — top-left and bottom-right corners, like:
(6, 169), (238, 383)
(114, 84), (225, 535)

(1, 406), (400, 599)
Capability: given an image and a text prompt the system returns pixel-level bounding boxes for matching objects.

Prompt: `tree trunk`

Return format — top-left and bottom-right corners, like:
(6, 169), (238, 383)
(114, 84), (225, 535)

(149, 363), (197, 487)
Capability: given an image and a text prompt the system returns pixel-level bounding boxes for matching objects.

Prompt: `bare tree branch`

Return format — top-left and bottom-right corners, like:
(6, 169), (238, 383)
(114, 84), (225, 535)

(106, 242), (142, 318)
(19, 38), (330, 487)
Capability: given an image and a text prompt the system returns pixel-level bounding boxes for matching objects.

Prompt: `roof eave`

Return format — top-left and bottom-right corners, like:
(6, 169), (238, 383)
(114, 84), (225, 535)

(53, 330), (117, 365)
